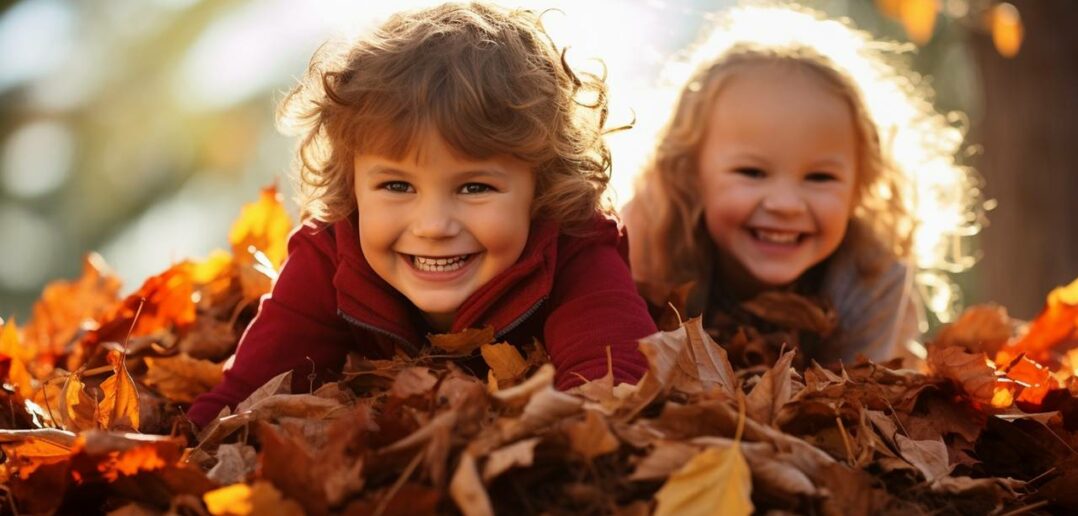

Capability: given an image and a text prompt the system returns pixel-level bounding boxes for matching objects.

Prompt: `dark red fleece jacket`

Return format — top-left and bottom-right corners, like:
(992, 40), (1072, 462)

(187, 213), (654, 427)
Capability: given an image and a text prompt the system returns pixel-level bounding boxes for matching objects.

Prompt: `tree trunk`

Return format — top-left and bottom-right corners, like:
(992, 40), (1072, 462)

(967, 0), (1078, 319)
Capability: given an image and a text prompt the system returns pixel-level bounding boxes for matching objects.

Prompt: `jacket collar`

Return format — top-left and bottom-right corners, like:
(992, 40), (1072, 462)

(330, 212), (560, 353)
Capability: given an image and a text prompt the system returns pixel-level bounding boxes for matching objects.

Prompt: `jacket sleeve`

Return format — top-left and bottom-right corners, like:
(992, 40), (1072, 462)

(544, 219), (655, 390)
(832, 258), (922, 363)
(186, 226), (353, 428)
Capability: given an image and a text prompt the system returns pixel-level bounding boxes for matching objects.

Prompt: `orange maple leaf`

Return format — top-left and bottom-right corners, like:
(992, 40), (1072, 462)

(74, 262), (197, 369)
(1003, 277), (1078, 364)
(0, 319), (35, 398)
(23, 254), (121, 364)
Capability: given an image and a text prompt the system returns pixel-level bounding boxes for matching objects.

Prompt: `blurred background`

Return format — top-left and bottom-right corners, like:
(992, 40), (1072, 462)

(0, 0), (1074, 324)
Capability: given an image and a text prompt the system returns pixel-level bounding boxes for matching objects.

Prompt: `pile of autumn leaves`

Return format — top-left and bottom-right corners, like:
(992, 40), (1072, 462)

(1, 188), (1077, 515)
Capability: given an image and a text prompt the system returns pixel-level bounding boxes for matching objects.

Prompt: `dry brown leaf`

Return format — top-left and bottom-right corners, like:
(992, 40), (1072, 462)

(429, 326), (494, 355)
(144, 353), (224, 403)
(206, 443), (257, 485)
(930, 475), (1024, 496)
(256, 421), (327, 515)
(654, 445), (753, 516)
(235, 370), (292, 412)
(178, 316), (239, 361)
(480, 342), (528, 382)
(450, 451), (494, 516)
(492, 364), (555, 408)
(513, 387), (584, 438)
(742, 291), (837, 336)
(895, 435), (950, 482)
(927, 345), (999, 405)
(98, 350), (140, 431)
(566, 409), (619, 460)
(629, 441), (699, 481)
(746, 454), (817, 498)
(482, 437), (540, 483)
(634, 318), (738, 409)
(389, 367), (438, 399)
(745, 348), (796, 426)
(934, 305), (1012, 355)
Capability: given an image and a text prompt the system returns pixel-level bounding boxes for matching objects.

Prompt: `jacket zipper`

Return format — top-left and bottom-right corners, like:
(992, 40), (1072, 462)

(337, 309), (420, 356)
(495, 297), (547, 340)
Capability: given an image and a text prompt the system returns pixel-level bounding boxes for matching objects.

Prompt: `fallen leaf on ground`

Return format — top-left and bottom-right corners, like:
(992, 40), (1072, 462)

(654, 445), (753, 516)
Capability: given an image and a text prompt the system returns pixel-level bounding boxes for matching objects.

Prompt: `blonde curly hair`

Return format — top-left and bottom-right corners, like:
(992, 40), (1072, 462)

(277, 2), (615, 235)
(631, 4), (982, 320)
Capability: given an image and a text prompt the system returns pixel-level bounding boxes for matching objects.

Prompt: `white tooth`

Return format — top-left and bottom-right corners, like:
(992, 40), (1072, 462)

(757, 230), (798, 243)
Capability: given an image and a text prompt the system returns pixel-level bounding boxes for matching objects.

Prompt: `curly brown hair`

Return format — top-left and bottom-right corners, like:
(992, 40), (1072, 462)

(277, 2), (614, 235)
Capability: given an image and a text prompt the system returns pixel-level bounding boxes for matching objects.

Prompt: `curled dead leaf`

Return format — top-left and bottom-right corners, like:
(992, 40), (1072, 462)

(98, 350), (140, 432)
(927, 345), (999, 405)
(429, 326), (494, 355)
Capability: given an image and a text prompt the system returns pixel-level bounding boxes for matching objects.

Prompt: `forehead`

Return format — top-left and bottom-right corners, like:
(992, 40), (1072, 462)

(706, 65), (858, 152)
(354, 128), (534, 176)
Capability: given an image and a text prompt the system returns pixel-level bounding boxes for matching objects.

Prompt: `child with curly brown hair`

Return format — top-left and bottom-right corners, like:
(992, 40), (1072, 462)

(188, 2), (655, 427)
(624, 5), (981, 366)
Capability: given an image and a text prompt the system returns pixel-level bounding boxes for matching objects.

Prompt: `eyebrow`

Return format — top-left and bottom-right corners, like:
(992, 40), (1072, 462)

(366, 165), (509, 179)
(808, 156), (852, 169)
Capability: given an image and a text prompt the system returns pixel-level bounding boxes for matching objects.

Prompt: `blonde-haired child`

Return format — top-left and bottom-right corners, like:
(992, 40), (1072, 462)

(624, 4), (980, 365)
(188, 2), (655, 427)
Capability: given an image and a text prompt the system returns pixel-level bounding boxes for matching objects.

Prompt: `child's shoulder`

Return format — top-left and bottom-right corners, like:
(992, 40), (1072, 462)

(555, 212), (626, 260)
(823, 221), (913, 309)
(288, 215), (360, 264)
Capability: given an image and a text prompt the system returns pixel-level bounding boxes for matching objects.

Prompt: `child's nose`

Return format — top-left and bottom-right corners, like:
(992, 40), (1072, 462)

(761, 186), (807, 216)
(410, 195), (461, 238)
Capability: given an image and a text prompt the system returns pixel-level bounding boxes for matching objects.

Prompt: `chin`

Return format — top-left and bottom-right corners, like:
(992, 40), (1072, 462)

(750, 271), (803, 289)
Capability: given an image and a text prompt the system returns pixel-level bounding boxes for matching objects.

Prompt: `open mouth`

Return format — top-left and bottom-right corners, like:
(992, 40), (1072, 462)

(407, 253), (477, 273)
(751, 229), (805, 245)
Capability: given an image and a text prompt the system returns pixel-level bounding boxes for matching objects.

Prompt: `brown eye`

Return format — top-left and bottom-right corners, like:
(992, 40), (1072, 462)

(459, 183), (494, 194)
(806, 172), (838, 182)
(380, 181), (413, 193)
(734, 167), (765, 179)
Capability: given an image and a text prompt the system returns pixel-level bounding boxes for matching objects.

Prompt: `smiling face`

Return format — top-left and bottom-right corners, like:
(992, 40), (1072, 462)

(353, 131), (535, 330)
(698, 64), (858, 297)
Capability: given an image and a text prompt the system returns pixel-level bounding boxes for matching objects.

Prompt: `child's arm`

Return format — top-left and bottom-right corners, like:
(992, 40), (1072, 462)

(187, 225), (353, 428)
(544, 217), (656, 390)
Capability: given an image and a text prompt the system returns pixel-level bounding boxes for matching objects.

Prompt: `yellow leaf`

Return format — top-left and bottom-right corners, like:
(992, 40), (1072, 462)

(144, 354), (224, 403)
(190, 249), (234, 285)
(98, 351), (140, 431)
(429, 326), (494, 355)
(60, 371), (98, 432)
(229, 185), (294, 270)
(205, 483), (253, 515)
(654, 446), (754, 516)
(900, 0), (939, 45)
(480, 342), (528, 382)
(566, 409), (619, 460)
(990, 3), (1023, 58)
(204, 481), (305, 516)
